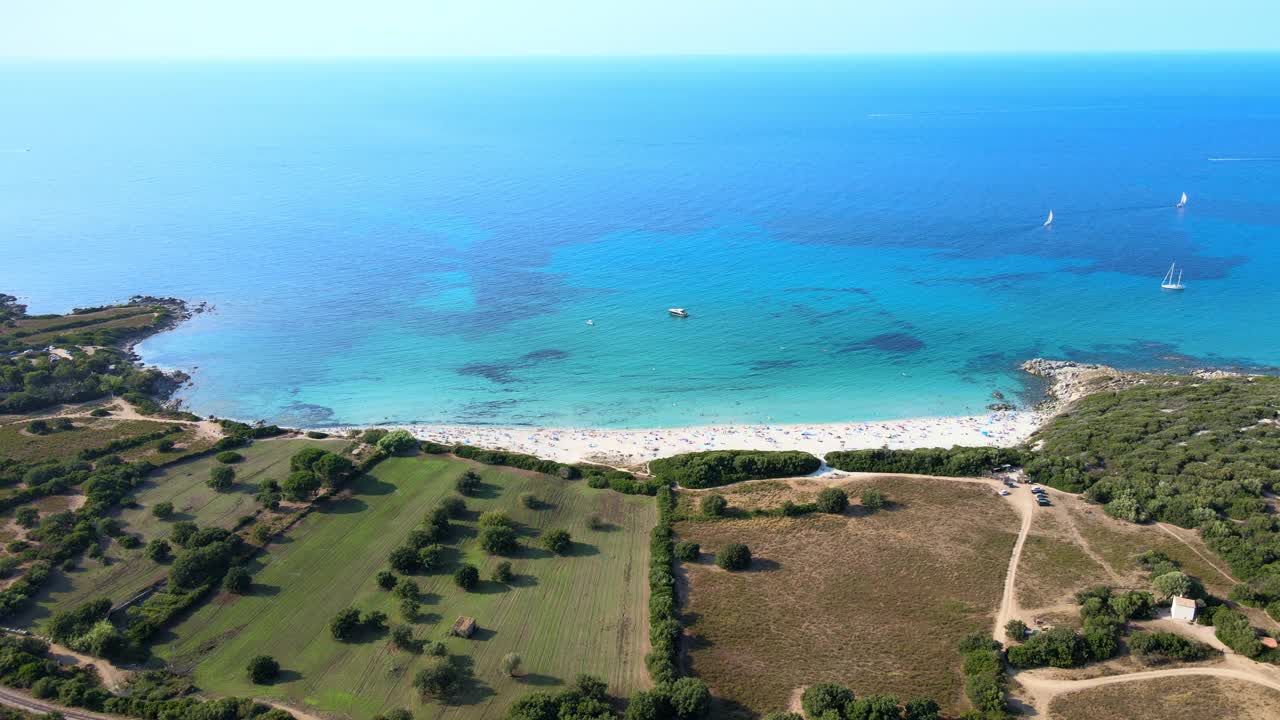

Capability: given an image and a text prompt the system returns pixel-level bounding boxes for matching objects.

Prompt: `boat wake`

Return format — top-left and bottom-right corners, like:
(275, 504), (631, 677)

(1208, 157), (1280, 162)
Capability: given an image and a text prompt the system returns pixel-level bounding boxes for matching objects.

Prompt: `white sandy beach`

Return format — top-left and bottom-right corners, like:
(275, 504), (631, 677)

(320, 409), (1045, 468)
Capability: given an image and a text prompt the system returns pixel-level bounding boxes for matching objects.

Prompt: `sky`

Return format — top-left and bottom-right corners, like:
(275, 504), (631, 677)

(3, 0), (1277, 59)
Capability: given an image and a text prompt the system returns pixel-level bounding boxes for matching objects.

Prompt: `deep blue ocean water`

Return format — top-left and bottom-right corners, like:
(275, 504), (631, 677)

(3, 55), (1279, 427)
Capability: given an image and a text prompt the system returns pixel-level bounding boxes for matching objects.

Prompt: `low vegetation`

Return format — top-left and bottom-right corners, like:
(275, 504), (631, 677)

(649, 450), (820, 489)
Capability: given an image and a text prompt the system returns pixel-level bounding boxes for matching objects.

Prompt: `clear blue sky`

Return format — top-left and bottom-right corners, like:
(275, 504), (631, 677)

(5, 0), (1277, 59)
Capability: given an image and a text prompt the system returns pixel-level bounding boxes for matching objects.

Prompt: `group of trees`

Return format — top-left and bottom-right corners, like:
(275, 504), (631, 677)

(1229, 573), (1280, 622)
(1127, 631), (1215, 663)
(282, 447), (354, 501)
(824, 447), (1024, 477)
(0, 633), (292, 720)
(385, 495), (464, 576)
(329, 607), (388, 641)
(1006, 586), (1154, 669)
(957, 634), (1006, 717)
(0, 346), (168, 414)
(798, 682), (939, 720)
(1024, 376), (1280, 583)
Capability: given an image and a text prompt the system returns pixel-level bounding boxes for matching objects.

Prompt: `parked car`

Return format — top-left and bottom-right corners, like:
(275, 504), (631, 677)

(998, 488), (1010, 496)
(1036, 497), (1052, 507)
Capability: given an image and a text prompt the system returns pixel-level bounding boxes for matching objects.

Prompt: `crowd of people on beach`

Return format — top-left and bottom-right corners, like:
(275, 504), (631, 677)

(323, 409), (1042, 467)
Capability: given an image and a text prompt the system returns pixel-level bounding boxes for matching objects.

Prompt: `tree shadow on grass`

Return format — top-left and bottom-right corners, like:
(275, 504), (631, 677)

(518, 673), (562, 687)
(249, 583), (281, 597)
(467, 627), (497, 642)
(273, 669), (303, 684)
(562, 541), (599, 558)
(354, 477), (397, 496)
(509, 573), (539, 589)
(516, 545), (553, 560)
(746, 558), (781, 573)
(444, 655), (495, 707)
(316, 497), (368, 515)
(471, 580), (510, 595)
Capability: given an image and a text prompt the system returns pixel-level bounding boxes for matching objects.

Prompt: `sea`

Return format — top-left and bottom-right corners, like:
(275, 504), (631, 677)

(3, 54), (1279, 428)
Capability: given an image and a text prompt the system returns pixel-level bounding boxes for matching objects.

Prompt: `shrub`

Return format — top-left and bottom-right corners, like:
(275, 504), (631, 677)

(156, 438), (175, 452)
(330, 607), (362, 641)
(541, 529), (571, 554)
(649, 450), (821, 488)
(815, 487), (848, 514)
(1128, 631), (1214, 663)
(15, 508), (38, 529)
(361, 428), (388, 446)
(493, 561), (514, 583)
(717, 543), (751, 571)
(1005, 619), (1028, 641)
(376, 570), (397, 590)
(500, 652), (522, 677)
(90, 408), (111, 417)
(207, 465), (234, 492)
(414, 659), (464, 699)
(151, 501), (174, 519)
(26, 420), (49, 435)
(214, 451), (243, 464)
(450, 470), (481, 496)
(700, 494), (727, 517)
(246, 655), (279, 684)
(376, 430), (418, 455)
(454, 564), (479, 590)
(391, 624), (418, 652)
(520, 492), (539, 509)
(860, 488), (887, 511)
(674, 541), (700, 562)
(223, 566), (250, 594)
(305, 431), (329, 439)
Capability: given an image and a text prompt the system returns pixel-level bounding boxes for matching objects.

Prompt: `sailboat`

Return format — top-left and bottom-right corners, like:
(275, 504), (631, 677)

(1176, 192), (1188, 209)
(1161, 262), (1185, 291)
(1043, 210), (1054, 227)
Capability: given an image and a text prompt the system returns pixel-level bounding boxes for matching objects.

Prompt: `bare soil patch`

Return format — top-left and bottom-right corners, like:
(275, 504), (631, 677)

(1047, 675), (1280, 720)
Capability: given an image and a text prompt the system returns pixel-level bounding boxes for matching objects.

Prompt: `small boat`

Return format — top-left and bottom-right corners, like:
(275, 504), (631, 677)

(585, 319), (594, 326)
(668, 308), (689, 318)
(1177, 191), (1188, 209)
(1161, 262), (1185, 291)
(1043, 209), (1054, 227)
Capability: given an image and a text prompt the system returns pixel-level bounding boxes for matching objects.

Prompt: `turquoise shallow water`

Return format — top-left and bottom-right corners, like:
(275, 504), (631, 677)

(2, 55), (1279, 427)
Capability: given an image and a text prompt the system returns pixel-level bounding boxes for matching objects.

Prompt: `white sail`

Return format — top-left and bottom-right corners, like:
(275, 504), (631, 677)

(1161, 262), (1185, 290)
(1043, 209), (1054, 227)
(1177, 192), (1188, 208)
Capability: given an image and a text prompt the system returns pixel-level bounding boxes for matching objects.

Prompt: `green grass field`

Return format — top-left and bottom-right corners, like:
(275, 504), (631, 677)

(13, 438), (341, 629)
(152, 454), (656, 720)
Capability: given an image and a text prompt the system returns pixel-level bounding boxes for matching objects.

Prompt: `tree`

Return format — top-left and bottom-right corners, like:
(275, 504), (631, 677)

(389, 546), (420, 574)
(815, 487), (848, 514)
(144, 539), (170, 563)
(674, 542), (700, 562)
(1004, 619), (1028, 642)
(215, 451), (243, 464)
(313, 453), (354, 487)
(847, 694), (900, 720)
(26, 420), (49, 435)
(290, 446), (328, 473)
(479, 511), (514, 528)
(481, 526), (519, 555)
(441, 496), (466, 517)
(151, 501), (174, 519)
(207, 465), (234, 492)
(802, 683), (854, 720)
(542, 529), (571, 554)
(394, 577), (419, 601)
(391, 624), (418, 652)
(399, 597), (419, 621)
(1153, 571), (1195, 600)
(454, 564), (479, 590)
(376, 570), (397, 590)
(224, 566), (250, 594)
(860, 488), (887, 511)
(493, 561), (514, 583)
(171, 521), (198, 546)
(700, 495), (727, 517)
(361, 428), (388, 446)
(903, 698), (940, 720)
(626, 690), (670, 720)
(330, 607), (362, 641)
(666, 677), (711, 720)
(281, 470), (320, 501)
(246, 655), (279, 684)
(500, 652), (522, 677)
(418, 544), (445, 572)
(376, 430), (418, 455)
(716, 543), (751, 571)
(414, 659), (463, 699)
(15, 507), (38, 529)
(361, 609), (388, 632)
(455, 471), (481, 496)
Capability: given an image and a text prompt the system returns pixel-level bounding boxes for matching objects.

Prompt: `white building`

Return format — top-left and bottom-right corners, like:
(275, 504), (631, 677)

(1171, 596), (1197, 622)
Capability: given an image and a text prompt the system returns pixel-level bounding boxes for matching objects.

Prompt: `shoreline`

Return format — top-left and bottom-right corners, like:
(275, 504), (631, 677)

(318, 409), (1048, 467)
(312, 360), (1127, 467)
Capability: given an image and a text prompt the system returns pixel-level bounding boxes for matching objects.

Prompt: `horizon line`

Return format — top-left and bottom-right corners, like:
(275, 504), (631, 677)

(3, 48), (1279, 62)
